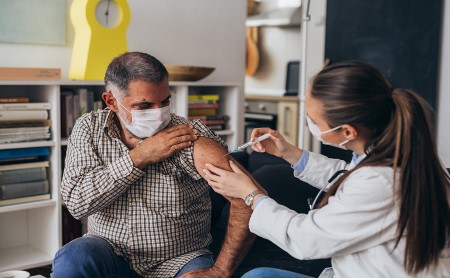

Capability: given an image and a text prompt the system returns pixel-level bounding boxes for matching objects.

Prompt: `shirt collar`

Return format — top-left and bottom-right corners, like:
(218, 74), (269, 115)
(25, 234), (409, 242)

(352, 152), (366, 165)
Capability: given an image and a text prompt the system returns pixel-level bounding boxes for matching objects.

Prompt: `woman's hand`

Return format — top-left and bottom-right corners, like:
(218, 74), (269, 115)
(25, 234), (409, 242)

(250, 128), (302, 165)
(203, 161), (258, 200)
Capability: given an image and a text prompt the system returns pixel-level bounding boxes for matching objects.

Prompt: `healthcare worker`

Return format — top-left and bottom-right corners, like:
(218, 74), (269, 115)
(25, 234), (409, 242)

(203, 61), (450, 278)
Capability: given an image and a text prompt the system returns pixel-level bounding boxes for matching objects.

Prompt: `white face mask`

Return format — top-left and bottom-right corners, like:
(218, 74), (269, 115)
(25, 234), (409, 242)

(116, 99), (171, 138)
(306, 115), (349, 150)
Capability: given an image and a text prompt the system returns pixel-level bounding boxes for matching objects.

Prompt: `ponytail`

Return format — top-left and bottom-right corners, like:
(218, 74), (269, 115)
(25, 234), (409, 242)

(389, 88), (449, 274)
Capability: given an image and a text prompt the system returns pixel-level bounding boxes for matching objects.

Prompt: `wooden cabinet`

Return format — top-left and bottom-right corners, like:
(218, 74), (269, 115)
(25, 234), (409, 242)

(277, 100), (299, 146)
(245, 95), (299, 145)
(0, 80), (242, 272)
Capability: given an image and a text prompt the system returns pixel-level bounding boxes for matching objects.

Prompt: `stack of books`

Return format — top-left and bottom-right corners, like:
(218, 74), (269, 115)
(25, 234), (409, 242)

(0, 98), (51, 144)
(0, 147), (51, 206)
(188, 94), (228, 131)
(61, 88), (103, 138)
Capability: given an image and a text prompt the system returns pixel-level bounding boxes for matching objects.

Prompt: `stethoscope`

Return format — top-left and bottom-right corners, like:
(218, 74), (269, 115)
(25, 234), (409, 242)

(307, 169), (348, 210)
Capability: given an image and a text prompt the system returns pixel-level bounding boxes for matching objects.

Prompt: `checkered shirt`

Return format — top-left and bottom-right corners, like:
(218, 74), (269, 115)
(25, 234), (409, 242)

(61, 108), (227, 277)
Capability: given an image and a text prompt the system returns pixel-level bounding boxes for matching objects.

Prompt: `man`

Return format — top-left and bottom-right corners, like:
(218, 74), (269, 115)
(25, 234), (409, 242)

(52, 52), (262, 277)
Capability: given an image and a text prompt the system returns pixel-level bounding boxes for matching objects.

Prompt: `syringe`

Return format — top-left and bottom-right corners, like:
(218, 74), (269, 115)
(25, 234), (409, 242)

(225, 133), (271, 155)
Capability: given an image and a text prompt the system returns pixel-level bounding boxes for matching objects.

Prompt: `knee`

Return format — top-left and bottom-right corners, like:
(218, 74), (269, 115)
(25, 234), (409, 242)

(52, 235), (110, 277)
(242, 267), (275, 278)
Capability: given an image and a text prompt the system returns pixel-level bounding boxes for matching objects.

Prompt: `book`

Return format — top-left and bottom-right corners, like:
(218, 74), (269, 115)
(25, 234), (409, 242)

(188, 103), (219, 109)
(0, 147), (50, 160)
(77, 88), (88, 117)
(0, 166), (48, 185)
(188, 108), (217, 116)
(0, 119), (51, 128)
(188, 94), (220, 101)
(61, 91), (74, 138)
(0, 126), (50, 135)
(0, 110), (48, 121)
(188, 100), (217, 104)
(188, 115), (229, 121)
(0, 67), (61, 81)
(0, 102), (51, 110)
(0, 180), (49, 200)
(0, 132), (51, 144)
(206, 124), (225, 131)
(73, 93), (80, 119)
(198, 119), (226, 125)
(0, 97), (29, 103)
(0, 193), (50, 206)
(0, 161), (49, 171)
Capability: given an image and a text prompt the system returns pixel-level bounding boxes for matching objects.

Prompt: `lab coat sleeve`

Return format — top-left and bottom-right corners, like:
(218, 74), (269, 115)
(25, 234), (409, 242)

(249, 166), (398, 260)
(294, 151), (348, 189)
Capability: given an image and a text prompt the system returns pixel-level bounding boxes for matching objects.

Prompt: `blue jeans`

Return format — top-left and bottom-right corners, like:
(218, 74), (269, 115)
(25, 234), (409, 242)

(51, 234), (214, 278)
(242, 267), (314, 278)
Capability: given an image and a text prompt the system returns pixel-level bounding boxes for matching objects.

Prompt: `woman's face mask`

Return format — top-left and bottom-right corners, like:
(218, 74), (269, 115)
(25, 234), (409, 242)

(116, 98), (171, 139)
(306, 115), (349, 150)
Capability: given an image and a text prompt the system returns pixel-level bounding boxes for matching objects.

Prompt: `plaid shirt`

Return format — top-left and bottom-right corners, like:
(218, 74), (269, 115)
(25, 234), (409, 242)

(61, 108), (227, 277)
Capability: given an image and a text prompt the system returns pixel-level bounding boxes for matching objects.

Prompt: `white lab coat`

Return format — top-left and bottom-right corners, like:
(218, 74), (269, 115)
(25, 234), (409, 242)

(249, 152), (450, 278)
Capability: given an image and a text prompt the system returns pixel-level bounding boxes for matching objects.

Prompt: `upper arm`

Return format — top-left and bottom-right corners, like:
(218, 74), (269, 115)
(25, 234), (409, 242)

(193, 136), (232, 177)
(193, 136), (267, 196)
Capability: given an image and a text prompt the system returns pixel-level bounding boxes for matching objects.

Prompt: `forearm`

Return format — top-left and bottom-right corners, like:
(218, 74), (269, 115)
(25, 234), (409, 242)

(212, 198), (254, 276)
(62, 154), (144, 219)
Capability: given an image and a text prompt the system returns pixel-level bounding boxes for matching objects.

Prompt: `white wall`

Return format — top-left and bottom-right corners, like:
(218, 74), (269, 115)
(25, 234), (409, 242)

(244, 0), (302, 96)
(0, 0), (246, 84)
(438, 0), (450, 168)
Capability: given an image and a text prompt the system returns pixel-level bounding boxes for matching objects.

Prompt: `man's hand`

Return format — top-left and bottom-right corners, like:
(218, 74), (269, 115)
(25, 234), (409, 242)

(180, 266), (224, 278)
(129, 124), (197, 169)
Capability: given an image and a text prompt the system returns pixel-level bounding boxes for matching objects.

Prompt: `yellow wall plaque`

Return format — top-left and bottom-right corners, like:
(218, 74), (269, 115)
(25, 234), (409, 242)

(69, 0), (130, 80)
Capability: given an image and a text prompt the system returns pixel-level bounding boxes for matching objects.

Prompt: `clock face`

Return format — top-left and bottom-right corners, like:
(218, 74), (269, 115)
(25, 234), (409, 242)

(95, 0), (120, 28)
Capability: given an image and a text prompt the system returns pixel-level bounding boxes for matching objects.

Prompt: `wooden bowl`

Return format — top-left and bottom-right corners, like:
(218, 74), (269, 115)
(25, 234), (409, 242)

(165, 65), (215, 81)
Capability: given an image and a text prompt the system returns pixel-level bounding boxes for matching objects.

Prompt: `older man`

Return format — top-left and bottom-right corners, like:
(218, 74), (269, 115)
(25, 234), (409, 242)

(52, 52), (260, 277)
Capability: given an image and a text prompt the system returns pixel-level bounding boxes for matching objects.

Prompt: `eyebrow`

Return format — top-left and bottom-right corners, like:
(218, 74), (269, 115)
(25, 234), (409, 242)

(130, 95), (171, 107)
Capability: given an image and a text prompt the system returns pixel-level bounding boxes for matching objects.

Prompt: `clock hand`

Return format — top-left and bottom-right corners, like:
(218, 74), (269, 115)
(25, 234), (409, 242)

(105, 0), (111, 26)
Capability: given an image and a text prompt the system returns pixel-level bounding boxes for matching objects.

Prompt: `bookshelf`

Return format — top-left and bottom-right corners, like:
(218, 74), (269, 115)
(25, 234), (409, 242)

(0, 80), (243, 272)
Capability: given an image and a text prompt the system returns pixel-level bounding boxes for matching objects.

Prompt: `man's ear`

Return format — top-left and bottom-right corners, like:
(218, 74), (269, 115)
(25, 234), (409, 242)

(102, 91), (118, 112)
(341, 124), (358, 141)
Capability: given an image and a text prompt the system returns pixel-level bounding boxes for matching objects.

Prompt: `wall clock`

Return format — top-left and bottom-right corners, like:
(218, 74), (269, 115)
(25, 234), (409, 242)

(69, 0), (131, 80)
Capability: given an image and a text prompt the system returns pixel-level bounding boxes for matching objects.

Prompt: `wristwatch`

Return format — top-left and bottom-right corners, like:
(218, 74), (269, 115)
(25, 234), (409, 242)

(244, 189), (262, 207)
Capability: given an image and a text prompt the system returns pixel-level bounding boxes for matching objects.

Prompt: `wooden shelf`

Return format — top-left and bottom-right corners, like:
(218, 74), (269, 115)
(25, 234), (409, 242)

(0, 245), (53, 271)
(0, 200), (56, 214)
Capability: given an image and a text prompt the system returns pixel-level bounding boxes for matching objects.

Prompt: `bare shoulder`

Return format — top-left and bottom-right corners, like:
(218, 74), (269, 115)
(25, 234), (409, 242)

(193, 136), (231, 176)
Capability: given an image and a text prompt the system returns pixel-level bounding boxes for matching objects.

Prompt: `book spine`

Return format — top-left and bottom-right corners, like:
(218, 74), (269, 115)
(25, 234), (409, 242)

(65, 94), (74, 136)
(188, 94), (220, 101)
(188, 103), (219, 109)
(87, 90), (94, 113)
(0, 102), (51, 110)
(0, 180), (49, 200)
(0, 161), (49, 171)
(0, 167), (47, 184)
(0, 97), (30, 103)
(73, 93), (80, 119)
(78, 88), (88, 117)
(0, 193), (50, 206)
(0, 119), (52, 128)
(188, 108), (217, 116)
(0, 110), (48, 121)
(0, 147), (50, 160)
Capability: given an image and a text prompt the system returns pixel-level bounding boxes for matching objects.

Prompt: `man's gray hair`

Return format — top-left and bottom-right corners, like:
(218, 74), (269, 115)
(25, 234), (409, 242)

(105, 52), (169, 100)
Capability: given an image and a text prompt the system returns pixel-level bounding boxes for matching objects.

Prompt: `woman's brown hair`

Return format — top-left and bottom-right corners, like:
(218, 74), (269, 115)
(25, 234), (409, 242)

(313, 61), (450, 274)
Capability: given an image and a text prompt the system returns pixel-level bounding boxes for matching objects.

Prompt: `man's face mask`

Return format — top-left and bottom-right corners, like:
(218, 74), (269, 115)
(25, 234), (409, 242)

(116, 98), (171, 138)
(306, 115), (349, 150)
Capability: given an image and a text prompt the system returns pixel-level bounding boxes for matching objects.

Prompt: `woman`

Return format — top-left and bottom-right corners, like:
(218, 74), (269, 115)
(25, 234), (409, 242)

(203, 61), (450, 277)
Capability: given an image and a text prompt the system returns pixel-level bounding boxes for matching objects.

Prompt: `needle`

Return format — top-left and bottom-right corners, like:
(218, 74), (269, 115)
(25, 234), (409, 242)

(224, 133), (270, 156)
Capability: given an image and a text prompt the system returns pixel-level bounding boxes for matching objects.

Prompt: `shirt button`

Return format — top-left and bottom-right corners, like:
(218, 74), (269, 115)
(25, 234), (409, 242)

(131, 202), (136, 206)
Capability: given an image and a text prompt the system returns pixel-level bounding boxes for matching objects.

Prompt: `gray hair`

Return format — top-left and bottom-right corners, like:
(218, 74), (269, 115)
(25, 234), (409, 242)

(104, 52), (169, 100)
